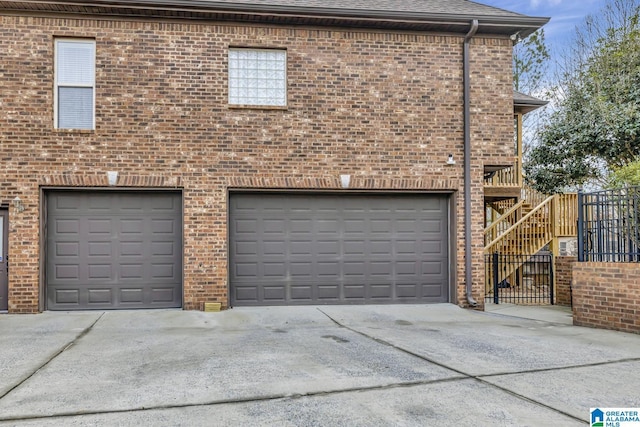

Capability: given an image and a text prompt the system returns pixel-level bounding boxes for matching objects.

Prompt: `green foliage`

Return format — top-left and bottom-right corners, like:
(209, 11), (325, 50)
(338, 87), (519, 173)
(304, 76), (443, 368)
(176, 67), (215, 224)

(525, 1), (640, 193)
(513, 29), (550, 95)
(609, 159), (640, 188)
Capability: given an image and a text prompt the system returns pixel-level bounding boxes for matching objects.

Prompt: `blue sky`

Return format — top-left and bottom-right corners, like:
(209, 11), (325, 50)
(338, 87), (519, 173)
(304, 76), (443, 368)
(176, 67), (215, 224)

(479, 0), (606, 50)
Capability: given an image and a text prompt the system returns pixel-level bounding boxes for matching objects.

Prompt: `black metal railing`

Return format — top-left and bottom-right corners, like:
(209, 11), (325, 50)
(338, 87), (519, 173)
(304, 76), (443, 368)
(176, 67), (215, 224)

(485, 253), (554, 305)
(578, 187), (640, 262)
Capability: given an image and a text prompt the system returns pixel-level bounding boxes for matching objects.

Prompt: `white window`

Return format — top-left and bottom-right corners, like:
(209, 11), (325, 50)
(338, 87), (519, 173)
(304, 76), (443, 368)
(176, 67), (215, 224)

(55, 39), (95, 129)
(228, 48), (286, 107)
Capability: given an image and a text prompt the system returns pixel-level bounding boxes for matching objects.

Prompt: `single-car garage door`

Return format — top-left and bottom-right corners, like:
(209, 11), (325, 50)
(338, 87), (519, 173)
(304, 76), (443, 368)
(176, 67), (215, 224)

(46, 191), (182, 310)
(230, 193), (450, 306)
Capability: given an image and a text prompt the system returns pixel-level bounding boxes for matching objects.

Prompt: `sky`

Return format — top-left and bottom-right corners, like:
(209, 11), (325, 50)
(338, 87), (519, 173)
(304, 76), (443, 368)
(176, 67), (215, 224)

(478, 0), (606, 51)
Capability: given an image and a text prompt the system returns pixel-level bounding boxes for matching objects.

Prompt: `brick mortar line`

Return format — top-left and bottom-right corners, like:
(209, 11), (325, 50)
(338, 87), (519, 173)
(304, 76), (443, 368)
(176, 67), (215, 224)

(0, 313), (105, 402)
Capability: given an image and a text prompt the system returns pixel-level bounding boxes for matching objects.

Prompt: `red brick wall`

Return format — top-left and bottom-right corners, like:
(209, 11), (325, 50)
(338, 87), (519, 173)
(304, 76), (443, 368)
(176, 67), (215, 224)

(555, 256), (576, 307)
(572, 263), (640, 334)
(0, 14), (515, 312)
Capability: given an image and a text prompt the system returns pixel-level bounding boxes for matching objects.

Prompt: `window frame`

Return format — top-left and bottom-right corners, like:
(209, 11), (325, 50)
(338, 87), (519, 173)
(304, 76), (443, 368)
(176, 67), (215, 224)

(228, 47), (287, 108)
(54, 38), (96, 130)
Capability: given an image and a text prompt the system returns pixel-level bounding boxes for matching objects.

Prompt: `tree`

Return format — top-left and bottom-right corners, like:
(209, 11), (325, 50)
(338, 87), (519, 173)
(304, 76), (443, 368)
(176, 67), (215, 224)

(513, 29), (550, 150)
(609, 159), (640, 188)
(513, 29), (550, 96)
(525, 0), (640, 193)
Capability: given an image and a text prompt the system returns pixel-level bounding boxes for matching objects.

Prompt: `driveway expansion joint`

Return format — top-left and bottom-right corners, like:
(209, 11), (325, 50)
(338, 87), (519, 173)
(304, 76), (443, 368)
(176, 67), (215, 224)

(316, 308), (588, 425)
(0, 376), (471, 423)
(0, 312), (105, 403)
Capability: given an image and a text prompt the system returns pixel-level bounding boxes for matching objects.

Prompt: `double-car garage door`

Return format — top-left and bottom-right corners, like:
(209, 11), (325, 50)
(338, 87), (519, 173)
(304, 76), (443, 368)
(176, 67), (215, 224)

(230, 193), (450, 306)
(46, 191), (183, 310)
(45, 191), (450, 310)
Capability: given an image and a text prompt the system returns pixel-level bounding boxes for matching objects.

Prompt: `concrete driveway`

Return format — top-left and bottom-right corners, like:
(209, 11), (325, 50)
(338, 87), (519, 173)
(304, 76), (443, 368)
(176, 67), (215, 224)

(1, 304), (639, 426)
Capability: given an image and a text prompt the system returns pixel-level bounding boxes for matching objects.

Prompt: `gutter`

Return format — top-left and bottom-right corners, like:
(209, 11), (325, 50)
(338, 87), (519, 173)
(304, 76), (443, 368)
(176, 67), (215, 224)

(463, 19), (479, 307)
(0, 0), (550, 37)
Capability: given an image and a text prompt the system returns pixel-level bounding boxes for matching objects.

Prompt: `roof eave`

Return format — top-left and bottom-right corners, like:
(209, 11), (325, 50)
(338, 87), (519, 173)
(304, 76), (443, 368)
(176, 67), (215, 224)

(0, 0), (550, 35)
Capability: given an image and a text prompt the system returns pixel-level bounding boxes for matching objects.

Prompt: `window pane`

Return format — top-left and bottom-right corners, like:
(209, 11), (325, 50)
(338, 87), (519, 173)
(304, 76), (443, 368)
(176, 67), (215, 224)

(57, 41), (95, 85)
(229, 49), (286, 106)
(58, 87), (93, 129)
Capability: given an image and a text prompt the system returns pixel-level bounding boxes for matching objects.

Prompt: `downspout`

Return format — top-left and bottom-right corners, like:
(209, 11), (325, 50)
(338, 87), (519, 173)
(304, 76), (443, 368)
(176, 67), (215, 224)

(464, 19), (479, 307)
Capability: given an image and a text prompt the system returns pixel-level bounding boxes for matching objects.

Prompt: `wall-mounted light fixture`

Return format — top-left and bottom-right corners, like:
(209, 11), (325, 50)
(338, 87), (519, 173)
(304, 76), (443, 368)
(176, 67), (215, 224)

(446, 154), (456, 165)
(107, 171), (118, 186)
(340, 174), (351, 189)
(13, 196), (24, 213)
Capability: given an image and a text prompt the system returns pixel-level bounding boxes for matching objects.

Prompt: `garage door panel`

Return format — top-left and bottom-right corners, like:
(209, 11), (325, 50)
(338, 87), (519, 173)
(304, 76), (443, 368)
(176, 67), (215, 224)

(370, 261), (392, 276)
(55, 264), (79, 280)
(370, 240), (392, 254)
(120, 242), (143, 256)
(234, 262), (258, 278)
(152, 287), (177, 302)
(119, 288), (143, 303)
(423, 283), (445, 298)
(290, 285), (313, 300)
(318, 261), (340, 277)
(317, 219), (339, 232)
(88, 219), (112, 234)
(56, 242), (79, 257)
(290, 240), (313, 255)
(150, 263), (175, 279)
(230, 193), (449, 306)
(290, 262), (313, 277)
(89, 288), (113, 304)
(263, 262), (286, 277)
(263, 240), (286, 255)
(235, 219), (259, 234)
(235, 241), (259, 256)
(234, 285), (260, 302)
(344, 241), (366, 255)
(422, 260), (445, 275)
(55, 219), (80, 234)
(120, 264), (143, 279)
(263, 219), (286, 232)
(87, 264), (112, 279)
(151, 241), (176, 256)
(88, 242), (111, 256)
(53, 194), (81, 210)
(87, 194), (116, 210)
(422, 240), (444, 254)
(396, 283), (419, 298)
(47, 191), (182, 310)
(263, 286), (285, 301)
(318, 285), (340, 299)
(54, 289), (80, 304)
(343, 284), (365, 299)
(151, 219), (176, 234)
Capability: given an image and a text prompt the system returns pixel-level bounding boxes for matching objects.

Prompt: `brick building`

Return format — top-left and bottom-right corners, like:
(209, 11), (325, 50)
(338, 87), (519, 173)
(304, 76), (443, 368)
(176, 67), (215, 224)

(0, 0), (547, 312)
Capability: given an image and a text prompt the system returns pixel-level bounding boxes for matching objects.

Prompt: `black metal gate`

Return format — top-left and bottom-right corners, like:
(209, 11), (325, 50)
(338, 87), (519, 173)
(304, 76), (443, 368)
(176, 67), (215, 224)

(485, 253), (554, 305)
(578, 187), (640, 262)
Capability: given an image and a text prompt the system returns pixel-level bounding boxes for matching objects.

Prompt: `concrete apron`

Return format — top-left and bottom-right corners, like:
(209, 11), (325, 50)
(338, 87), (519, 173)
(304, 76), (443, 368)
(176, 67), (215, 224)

(0, 304), (639, 426)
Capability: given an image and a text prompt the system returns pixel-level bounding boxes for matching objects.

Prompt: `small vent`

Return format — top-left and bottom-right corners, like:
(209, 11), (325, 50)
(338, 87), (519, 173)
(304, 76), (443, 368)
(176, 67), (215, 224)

(559, 241), (567, 256)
